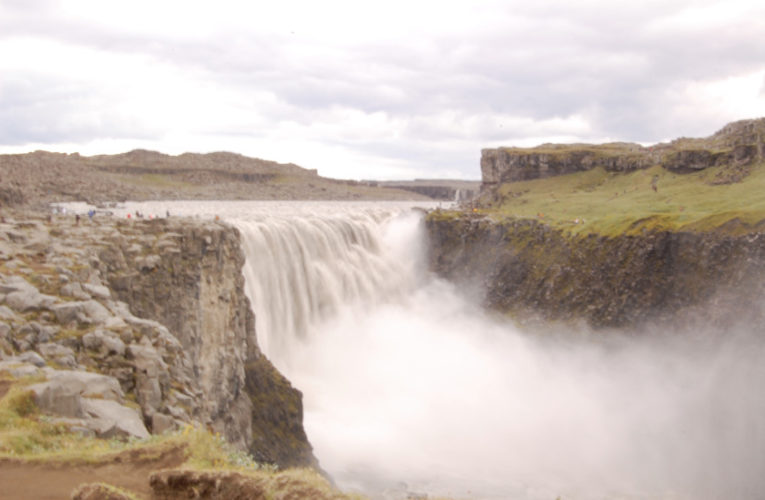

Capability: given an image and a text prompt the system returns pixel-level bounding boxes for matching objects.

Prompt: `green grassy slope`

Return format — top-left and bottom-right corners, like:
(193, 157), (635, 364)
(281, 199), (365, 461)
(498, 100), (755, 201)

(475, 161), (765, 236)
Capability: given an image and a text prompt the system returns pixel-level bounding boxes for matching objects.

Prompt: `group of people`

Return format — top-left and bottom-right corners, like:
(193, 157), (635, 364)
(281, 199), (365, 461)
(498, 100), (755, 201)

(50, 206), (175, 223)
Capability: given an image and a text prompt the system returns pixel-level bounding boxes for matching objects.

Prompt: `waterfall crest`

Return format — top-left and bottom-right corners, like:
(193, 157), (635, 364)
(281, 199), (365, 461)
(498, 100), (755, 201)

(233, 206), (427, 361)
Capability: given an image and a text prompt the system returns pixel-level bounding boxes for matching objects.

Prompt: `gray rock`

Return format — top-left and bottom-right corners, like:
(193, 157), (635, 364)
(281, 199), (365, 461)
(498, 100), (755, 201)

(128, 343), (165, 414)
(81, 331), (101, 351)
(28, 369), (126, 419)
(0, 306), (18, 321)
(82, 330), (126, 356)
(29, 379), (83, 418)
(103, 315), (128, 330)
(35, 324), (58, 343)
(81, 398), (150, 439)
(17, 351), (46, 367)
(60, 282), (91, 300)
(38, 342), (77, 368)
(0, 275), (34, 295)
(82, 283), (111, 300)
(151, 412), (176, 434)
(102, 334), (126, 356)
(0, 360), (41, 377)
(45, 369), (124, 400)
(5, 288), (57, 312)
(137, 254), (161, 271)
(0, 321), (10, 340)
(51, 300), (113, 326)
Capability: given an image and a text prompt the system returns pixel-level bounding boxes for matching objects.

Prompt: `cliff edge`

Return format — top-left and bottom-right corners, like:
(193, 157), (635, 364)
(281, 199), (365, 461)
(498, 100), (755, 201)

(0, 212), (315, 468)
(428, 118), (765, 329)
(481, 118), (765, 188)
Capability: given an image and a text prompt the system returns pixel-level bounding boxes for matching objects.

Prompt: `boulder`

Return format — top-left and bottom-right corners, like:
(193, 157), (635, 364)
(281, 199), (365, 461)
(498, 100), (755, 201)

(151, 412), (177, 434)
(82, 330), (126, 357)
(0, 275), (35, 294)
(38, 342), (77, 368)
(51, 300), (113, 326)
(5, 288), (57, 312)
(0, 305), (18, 321)
(60, 282), (91, 300)
(81, 398), (150, 439)
(28, 369), (127, 421)
(29, 378), (84, 418)
(17, 351), (46, 367)
(0, 360), (41, 378)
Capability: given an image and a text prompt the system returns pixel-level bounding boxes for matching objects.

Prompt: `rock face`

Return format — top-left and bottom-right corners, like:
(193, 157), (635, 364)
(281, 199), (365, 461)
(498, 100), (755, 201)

(481, 144), (654, 186)
(481, 118), (765, 189)
(426, 214), (765, 329)
(0, 213), (316, 468)
(97, 218), (315, 467)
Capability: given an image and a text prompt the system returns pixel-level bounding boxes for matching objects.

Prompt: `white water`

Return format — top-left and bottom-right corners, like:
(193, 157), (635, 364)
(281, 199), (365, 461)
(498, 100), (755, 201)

(105, 201), (765, 499)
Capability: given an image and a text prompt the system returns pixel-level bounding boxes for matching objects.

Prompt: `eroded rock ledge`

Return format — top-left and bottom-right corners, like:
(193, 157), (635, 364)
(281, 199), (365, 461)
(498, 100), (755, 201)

(426, 214), (765, 329)
(0, 213), (315, 468)
(481, 118), (765, 188)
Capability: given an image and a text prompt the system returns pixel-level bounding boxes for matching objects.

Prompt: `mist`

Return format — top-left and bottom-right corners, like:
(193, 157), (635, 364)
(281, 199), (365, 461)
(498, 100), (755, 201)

(115, 201), (765, 499)
(239, 206), (765, 499)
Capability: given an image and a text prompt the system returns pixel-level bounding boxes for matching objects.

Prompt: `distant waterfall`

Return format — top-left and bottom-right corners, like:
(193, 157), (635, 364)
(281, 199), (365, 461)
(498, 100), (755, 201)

(232, 205), (427, 361)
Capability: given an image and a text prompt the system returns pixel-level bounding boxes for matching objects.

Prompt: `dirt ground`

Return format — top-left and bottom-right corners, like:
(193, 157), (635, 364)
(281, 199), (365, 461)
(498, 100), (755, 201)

(0, 446), (185, 500)
(0, 381), (10, 400)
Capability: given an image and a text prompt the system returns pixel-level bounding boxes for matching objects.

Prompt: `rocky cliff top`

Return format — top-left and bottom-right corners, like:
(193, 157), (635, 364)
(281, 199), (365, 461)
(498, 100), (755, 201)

(0, 210), (315, 469)
(481, 117), (765, 186)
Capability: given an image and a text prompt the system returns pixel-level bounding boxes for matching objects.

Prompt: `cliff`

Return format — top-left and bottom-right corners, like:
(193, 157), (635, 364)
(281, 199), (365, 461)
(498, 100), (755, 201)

(0, 213), (315, 468)
(427, 213), (765, 329)
(480, 118), (765, 189)
(429, 118), (765, 330)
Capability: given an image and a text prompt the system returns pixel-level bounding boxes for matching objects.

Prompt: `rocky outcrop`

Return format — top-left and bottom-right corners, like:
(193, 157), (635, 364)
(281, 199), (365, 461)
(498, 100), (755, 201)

(426, 213), (765, 329)
(481, 145), (654, 186)
(149, 468), (348, 500)
(94, 218), (315, 467)
(0, 213), (316, 468)
(481, 118), (765, 189)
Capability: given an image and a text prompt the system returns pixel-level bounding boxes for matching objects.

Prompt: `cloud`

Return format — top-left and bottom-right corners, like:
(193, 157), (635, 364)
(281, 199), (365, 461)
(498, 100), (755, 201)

(1, 0), (765, 179)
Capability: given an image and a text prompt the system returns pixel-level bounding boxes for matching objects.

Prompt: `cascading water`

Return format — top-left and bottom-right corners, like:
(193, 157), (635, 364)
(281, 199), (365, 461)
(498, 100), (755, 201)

(108, 201), (765, 500)
(234, 206), (426, 362)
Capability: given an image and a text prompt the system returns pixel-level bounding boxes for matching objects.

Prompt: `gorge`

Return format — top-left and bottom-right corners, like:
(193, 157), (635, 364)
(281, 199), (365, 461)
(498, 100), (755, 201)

(2, 118), (764, 499)
(95, 199), (765, 499)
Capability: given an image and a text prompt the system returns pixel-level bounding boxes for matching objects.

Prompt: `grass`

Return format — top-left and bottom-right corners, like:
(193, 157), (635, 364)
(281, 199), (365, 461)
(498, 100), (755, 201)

(0, 378), (364, 498)
(476, 162), (765, 236)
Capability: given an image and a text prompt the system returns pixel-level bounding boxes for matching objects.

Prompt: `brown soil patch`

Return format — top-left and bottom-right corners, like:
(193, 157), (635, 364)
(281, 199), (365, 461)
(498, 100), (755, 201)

(0, 445), (185, 500)
(0, 380), (11, 400)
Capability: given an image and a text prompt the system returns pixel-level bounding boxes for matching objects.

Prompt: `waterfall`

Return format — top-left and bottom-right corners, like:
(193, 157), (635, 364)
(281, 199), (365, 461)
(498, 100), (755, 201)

(104, 200), (765, 500)
(232, 204), (428, 363)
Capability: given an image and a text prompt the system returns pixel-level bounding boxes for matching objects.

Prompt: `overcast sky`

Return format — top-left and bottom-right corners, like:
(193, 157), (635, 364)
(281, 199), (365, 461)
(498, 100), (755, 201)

(1, 0), (764, 179)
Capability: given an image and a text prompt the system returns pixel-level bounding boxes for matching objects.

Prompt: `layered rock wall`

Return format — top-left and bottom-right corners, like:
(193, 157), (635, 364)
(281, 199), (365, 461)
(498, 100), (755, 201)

(0, 214), (315, 468)
(481, 118), (765, 189)
(426, 213), (765, 329)
(99, 218), (315, 467)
